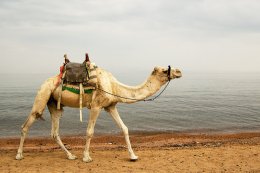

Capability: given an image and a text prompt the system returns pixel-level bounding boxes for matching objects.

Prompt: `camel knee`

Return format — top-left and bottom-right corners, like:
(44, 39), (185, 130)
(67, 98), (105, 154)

(87, 131), (94, 138)
(51, 129), (60, 140)
(50, 124), (60, 141)
(122, 125), (129, 136)
(21, 114), (36, 133)
(20, 128), (27, 137)
(86, 129), (94, 138)
(51, 132), (59, 140)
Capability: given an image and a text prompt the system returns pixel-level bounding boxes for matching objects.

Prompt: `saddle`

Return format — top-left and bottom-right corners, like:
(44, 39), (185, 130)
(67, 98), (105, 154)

(56, 53), (98, 122)
(61, 54), (97, 87)
(64, 62), (89, 85)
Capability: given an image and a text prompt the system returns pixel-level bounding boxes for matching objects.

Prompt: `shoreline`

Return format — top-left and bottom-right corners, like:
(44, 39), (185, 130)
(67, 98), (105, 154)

(1, 131), (259, 152)
(2, 127), (260, 138)
(1, 132), (260, 172)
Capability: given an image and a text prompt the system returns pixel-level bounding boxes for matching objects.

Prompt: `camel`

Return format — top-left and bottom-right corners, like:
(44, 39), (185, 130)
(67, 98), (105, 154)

(15, 65), (182, 162)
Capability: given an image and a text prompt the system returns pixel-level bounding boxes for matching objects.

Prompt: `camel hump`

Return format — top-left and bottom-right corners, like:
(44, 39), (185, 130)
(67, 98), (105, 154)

(56, 53), (98, 113)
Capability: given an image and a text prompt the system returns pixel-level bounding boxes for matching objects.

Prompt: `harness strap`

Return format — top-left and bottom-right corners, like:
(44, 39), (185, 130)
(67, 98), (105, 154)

(57, 71), (66, 110)
(79, 83), (83, 122)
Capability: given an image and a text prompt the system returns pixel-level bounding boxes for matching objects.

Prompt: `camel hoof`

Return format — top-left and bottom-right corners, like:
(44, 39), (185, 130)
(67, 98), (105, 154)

(68, 154), (77, 160)
(130, 155), (138, 161)
(16, 153), (24, 160)
(83, 157), (93, 163)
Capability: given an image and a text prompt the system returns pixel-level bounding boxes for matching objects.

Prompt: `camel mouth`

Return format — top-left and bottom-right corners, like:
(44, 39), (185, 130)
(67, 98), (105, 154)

(174, 69), (182, 78)
(174, 69), (182, 79)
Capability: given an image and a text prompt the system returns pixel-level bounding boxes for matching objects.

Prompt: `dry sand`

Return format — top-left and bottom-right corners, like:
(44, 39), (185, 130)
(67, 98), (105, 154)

(0, 132), (259, 173)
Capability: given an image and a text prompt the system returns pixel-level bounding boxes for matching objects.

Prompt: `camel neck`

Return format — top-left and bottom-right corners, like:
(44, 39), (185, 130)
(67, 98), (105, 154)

(112, 75), (163, 103)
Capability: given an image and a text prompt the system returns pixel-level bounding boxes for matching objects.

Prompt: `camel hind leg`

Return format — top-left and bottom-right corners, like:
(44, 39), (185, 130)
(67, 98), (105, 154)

(15, 113), (37, 160)
(47, 100), (77, 160)
(16, 80), (53, 160)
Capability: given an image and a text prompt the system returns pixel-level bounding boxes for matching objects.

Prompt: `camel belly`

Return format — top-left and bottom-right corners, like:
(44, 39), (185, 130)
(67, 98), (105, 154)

(52, 89), (93, 108)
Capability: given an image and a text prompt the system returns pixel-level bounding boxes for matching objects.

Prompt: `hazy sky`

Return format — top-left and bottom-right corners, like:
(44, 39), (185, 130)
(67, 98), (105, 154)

(0, 0), (260, 74)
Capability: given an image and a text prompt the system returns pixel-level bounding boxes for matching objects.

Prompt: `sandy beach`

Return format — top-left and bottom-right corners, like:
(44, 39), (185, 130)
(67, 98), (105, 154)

(0, 132), (259, 173)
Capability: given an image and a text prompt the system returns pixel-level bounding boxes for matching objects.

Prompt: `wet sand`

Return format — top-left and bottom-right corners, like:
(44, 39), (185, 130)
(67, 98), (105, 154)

(0, 132), (260, 172)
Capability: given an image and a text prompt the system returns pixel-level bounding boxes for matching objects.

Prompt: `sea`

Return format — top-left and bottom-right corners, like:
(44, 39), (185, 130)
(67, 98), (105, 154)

(0, 71), (259, 137)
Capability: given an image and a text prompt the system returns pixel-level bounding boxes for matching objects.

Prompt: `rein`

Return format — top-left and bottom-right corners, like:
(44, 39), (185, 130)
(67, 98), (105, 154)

(97, 66), (172, 102)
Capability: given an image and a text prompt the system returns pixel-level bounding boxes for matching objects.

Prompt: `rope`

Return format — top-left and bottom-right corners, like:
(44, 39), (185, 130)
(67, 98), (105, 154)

(143, 80), (171, 101)
(97, 80), (171, 102)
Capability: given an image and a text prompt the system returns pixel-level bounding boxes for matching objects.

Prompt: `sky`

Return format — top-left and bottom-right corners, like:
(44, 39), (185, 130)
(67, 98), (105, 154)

(0, 0), (260, 74)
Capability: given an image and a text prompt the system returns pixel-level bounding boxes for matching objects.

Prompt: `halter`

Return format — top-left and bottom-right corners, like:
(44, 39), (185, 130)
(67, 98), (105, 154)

(167, 65), (171, 81)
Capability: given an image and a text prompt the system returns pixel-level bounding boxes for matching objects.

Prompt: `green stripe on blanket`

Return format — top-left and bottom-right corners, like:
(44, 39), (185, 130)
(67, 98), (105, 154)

(62, 86), (93, 94)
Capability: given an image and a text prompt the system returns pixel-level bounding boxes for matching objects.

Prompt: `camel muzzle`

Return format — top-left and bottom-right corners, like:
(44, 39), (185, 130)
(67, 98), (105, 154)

(174, 69), (182, 78)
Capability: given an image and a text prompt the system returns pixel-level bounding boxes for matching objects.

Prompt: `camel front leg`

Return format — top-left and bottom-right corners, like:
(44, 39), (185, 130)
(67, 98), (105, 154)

(106, 105), (138, 161)
(47, 101), (77, 160)
(83, 107), (101, 163)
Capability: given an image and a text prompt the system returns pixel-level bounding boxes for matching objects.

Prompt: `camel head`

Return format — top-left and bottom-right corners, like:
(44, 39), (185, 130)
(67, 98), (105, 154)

(152, 66), (182, 83)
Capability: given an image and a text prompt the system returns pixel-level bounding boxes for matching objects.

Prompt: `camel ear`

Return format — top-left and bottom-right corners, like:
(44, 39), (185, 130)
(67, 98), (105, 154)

(152, 67), (159, 75)
(153, 67), (159, 72)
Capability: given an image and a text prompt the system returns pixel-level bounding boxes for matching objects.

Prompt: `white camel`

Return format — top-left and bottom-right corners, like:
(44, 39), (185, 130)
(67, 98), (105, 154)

(16, 65), (182, 162)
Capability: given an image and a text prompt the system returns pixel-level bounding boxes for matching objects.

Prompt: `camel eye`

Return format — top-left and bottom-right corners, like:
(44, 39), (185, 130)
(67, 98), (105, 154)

(163, 70), (168, 74)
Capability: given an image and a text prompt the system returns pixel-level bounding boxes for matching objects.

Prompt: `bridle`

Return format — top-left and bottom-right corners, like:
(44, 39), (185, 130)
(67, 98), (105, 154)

(167, 65), (171, 81)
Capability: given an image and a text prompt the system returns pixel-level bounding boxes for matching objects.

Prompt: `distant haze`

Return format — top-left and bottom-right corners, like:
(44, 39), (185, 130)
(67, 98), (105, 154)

(0, 0), (260, 74)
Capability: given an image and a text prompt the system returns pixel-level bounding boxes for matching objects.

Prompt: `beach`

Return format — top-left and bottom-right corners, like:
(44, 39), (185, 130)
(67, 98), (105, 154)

(0, 132), (259, 172)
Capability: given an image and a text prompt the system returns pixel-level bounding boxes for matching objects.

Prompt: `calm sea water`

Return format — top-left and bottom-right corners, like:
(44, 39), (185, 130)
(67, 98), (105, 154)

(0, 72), (259, 137)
